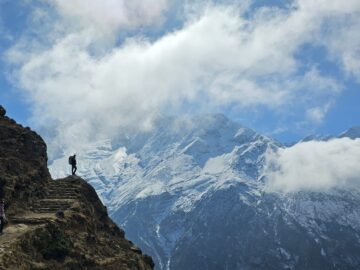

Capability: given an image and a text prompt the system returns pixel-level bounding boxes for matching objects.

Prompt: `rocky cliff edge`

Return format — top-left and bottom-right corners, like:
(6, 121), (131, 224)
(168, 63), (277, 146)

(0, 105), (154, 270)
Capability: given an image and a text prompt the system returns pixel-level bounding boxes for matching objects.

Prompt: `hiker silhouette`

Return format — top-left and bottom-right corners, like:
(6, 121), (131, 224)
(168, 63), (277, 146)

(69, 154), (77, 175)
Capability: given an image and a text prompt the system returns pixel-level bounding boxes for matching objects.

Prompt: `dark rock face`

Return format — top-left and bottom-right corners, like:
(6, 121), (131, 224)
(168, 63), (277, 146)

(0, 108), (50, 215)
(0, 105), (154, 270)
(0, 106), (5, 117)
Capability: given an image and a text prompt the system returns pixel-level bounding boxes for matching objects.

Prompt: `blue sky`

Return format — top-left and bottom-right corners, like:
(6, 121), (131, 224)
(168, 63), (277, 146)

(0, 0), (359, 147)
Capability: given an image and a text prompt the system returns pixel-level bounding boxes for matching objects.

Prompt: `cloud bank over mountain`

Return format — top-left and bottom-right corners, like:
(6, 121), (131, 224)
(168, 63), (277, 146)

(4, 0), (360, 157)
(265, 138), (360, 192)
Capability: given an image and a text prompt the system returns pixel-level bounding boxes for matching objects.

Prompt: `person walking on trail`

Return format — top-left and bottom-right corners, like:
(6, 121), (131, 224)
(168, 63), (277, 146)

(0, 199), (6, 235)
(69, 154), (77, 176)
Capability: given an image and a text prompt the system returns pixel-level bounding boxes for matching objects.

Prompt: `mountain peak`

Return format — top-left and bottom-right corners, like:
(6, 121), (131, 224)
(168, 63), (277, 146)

(340, 126), (360, 139)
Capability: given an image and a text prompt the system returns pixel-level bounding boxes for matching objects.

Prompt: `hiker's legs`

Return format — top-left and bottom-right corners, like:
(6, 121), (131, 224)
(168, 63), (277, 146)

(0, 217), (3, 233)
(72, 165), (77, 175)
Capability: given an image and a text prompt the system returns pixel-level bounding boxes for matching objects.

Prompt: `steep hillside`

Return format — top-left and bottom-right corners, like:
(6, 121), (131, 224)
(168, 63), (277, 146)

(0, 105), (154, 270)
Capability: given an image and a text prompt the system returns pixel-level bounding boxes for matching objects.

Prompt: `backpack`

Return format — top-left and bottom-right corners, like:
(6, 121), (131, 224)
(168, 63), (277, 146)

(68, 156), (73, 165)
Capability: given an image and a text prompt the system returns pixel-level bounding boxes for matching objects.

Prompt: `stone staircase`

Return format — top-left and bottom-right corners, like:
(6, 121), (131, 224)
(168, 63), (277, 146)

(30, 199), (72, 213)
(1, 179), (82, 265)
(8, 180), (81, 226)
(46, 180), (80, 199)
(30, 180), (80, 213)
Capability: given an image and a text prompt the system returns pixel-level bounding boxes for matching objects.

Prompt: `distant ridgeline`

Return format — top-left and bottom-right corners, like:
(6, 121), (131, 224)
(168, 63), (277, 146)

(0, 105), (154, 270)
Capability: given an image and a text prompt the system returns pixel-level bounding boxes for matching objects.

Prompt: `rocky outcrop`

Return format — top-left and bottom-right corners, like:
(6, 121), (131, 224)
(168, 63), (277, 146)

(0, 107), (5, 117)
(0, 105), (50, 217)
(0, 105), (154, 270)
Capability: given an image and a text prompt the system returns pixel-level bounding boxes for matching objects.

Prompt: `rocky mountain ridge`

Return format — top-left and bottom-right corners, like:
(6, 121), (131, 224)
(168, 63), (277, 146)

(0, 105), (154, 270)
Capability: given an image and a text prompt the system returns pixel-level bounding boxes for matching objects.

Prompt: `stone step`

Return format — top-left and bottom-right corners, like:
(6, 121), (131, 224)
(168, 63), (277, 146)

(47, 191), (78, 193)
(32, 204), (71, 208)
(47, 191), (78, 195)
(47, 193), (78, 196)
(44, 196), (78, 200)
(44, 197), (77, 201)
(47, 192), (78, 195)
(32, 206), (71, 210)
(33, 203), (72, 207)
(48, 186), (77, 189)
(48, 188), (78, 190)
(48, 187), (79, 189)
(32, 210), (61, 213)
(48, 192), (79, 196)
(32, 210), (68, 214)
(32, 201), (72, 208)
(32, 205), (70, 209)
(48, 186), (78, 189)
(11, 217), (51, 225)
(31, 207), (69, 212)
(41, 198), (72, 200)
(32, 207), (68, 210)
(49, 183), (79, 187)
(48, 185), (78, 187)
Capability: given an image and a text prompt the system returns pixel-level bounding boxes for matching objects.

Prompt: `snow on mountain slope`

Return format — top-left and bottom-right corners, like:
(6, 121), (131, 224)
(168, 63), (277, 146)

(50, 114), (278, 210)
(49, 119), (360, 270)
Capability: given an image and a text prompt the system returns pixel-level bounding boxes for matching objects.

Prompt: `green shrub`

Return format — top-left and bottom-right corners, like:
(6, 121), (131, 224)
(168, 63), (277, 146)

(34, 224), (72, 261)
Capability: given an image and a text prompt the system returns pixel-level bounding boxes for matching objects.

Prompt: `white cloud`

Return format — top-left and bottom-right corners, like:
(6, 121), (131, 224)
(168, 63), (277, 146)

(312, 1), (360, 80)
(49, 0), (169, 33)
(4, 0), (360, 157)
(265, 138), (360, 193)
(306, 107), (327, 123)
(306, 102), (332, 124)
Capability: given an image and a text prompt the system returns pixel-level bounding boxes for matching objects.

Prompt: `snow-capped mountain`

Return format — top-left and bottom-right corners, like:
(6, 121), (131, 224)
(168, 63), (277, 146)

(49, 116), (360, 270)
(300, 126), (360, 142)
(340, 126), (360, 139)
